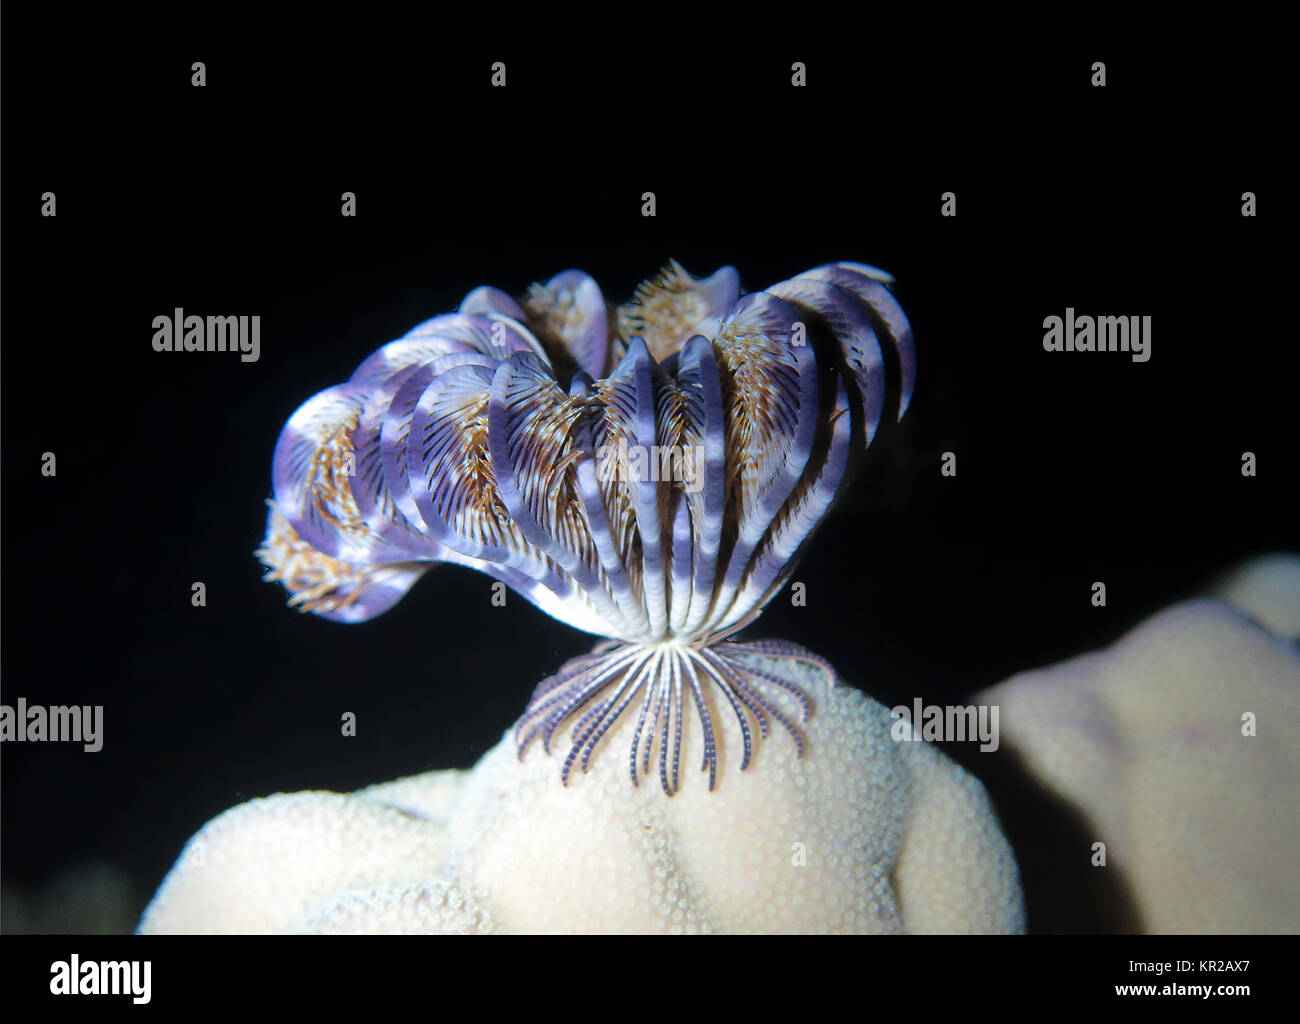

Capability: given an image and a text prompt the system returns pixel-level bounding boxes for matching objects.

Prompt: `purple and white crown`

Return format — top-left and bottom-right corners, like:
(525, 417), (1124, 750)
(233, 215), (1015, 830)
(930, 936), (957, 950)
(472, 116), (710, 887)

(259, 261), (915, 794)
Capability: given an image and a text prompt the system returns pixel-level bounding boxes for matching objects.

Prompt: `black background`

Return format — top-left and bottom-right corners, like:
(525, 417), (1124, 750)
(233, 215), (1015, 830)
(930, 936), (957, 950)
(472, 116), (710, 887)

(1, 30), (1293, 936)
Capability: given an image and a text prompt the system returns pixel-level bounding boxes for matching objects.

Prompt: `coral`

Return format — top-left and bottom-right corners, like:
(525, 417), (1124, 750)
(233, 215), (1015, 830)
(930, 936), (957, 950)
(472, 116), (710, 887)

(974, 595), (1300, 933)
(138, 656), (1024, 934)
(1210, 552), (1300, 641)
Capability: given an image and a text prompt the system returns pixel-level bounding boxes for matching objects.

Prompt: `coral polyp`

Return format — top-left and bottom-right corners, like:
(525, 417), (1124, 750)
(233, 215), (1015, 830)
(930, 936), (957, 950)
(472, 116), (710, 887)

(259, 261), (915, 793)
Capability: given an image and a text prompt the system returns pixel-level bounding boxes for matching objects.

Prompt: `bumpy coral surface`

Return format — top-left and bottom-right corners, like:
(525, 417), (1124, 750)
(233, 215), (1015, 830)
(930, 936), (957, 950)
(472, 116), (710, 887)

(138, 656), (1024, 935)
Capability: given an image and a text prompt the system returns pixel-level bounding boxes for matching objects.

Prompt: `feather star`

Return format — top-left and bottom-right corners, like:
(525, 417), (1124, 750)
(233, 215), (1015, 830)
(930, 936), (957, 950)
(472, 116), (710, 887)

(257, 260), (916, 796)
